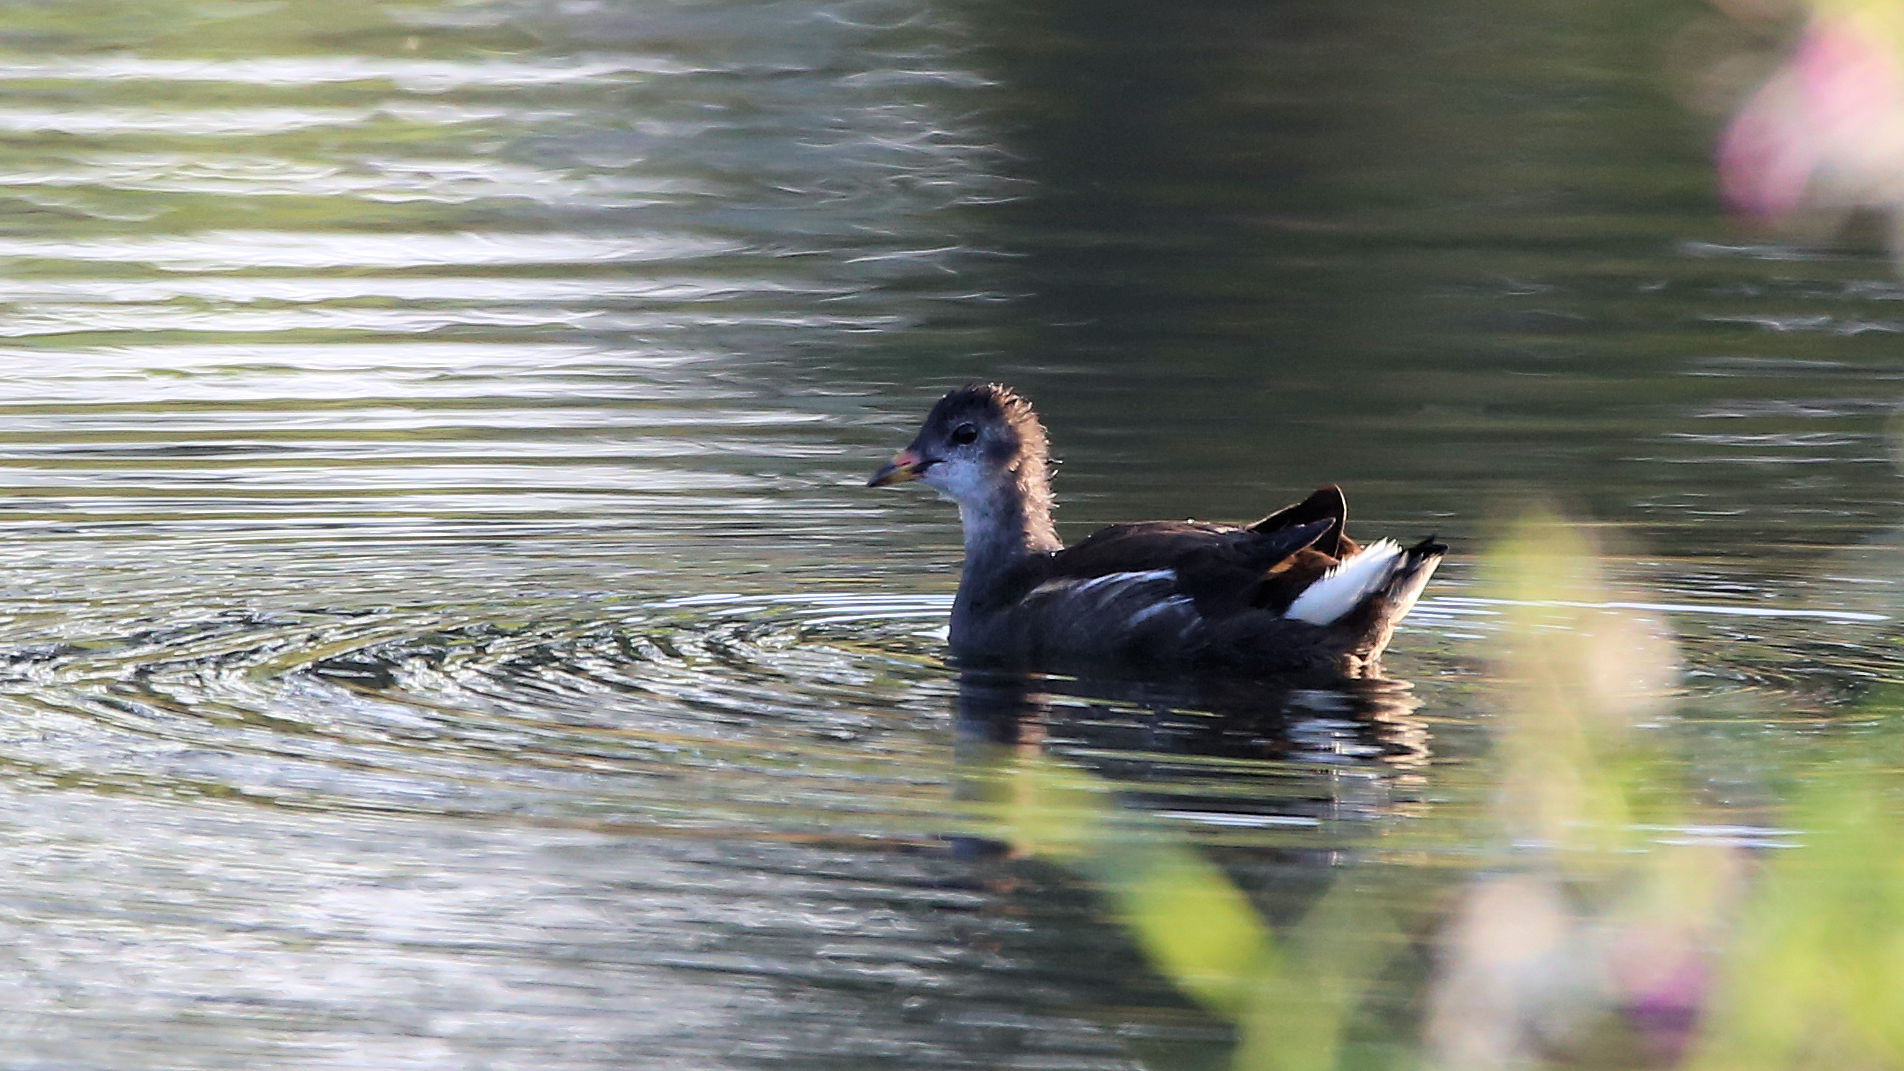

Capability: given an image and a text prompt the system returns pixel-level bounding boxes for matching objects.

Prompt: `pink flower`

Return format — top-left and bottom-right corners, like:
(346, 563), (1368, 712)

(1717, 11), (1904, 222)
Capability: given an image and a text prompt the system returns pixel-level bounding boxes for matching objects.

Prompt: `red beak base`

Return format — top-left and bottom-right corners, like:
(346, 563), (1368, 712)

(868, 449), (925, 487)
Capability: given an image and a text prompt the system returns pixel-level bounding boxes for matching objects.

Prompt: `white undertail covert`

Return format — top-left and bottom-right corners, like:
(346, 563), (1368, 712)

(1284, 539), (1406, 625)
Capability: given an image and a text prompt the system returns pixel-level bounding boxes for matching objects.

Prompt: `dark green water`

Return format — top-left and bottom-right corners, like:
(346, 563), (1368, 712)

(0, 0), (1894, 1067)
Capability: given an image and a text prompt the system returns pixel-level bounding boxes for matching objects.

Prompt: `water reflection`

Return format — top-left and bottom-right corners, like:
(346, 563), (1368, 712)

(958, 667), (1429, 766)
(952, 667), (1432, 860)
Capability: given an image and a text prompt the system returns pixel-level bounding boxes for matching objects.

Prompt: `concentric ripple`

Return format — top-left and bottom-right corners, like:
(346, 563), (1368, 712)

(0, 582), (1456, 857)
(0, 594), (962, 833)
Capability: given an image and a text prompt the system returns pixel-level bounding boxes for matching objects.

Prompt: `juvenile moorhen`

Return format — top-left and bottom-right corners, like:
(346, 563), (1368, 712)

(869, 383), (1445, 675)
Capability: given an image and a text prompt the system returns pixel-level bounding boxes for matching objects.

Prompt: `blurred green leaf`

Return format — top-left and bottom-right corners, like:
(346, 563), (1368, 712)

(991, 755), (1276, 1019)
(1689, 751), (1904, 1071)
(982, 512), (1904, 1071)
(1109, 846), (1279, 1023)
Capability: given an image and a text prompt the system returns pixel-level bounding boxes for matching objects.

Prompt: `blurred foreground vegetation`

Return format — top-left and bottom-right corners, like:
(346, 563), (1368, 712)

(983, 515), (1904, 1071)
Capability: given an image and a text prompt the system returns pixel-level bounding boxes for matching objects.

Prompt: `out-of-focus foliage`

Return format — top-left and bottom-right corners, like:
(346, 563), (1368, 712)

(986, 513), (1904, 1070)
(1717, 0), (1904, 259)
(993, 757), (1279, 1021)
(1688, 742), (1904, 1071)
(988, 753), (1402, 1071)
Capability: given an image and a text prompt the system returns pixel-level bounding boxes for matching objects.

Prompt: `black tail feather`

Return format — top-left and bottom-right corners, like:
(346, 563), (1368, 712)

(1249, 485), (1348, 557)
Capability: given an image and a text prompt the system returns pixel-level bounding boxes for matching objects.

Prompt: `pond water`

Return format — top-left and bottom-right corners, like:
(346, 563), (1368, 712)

(0, 0), (1898, 1067)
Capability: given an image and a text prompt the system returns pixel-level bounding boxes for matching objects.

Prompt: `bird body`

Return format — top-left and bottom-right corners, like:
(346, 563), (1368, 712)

(870, 384), (1444, 676)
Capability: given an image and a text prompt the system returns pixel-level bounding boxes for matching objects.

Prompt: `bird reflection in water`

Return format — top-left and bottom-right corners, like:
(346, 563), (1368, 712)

(945, 665), (1432, 861)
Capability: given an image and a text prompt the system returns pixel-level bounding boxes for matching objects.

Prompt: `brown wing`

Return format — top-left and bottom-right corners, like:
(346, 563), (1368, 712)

(1044, 517), (1334, 617)
(1245, 485), (1380, 612)
(1254, 546), (1347, 614)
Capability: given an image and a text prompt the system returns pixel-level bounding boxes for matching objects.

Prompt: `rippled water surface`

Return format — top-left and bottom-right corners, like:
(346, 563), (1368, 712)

(1, 0), (1901, 1067)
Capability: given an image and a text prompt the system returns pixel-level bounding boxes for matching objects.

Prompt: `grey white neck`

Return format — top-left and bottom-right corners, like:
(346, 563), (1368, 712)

(952, 474), (1059, 611)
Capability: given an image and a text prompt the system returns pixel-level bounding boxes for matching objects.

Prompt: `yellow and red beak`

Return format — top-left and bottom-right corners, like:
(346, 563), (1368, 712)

(867, 448), (927, 487)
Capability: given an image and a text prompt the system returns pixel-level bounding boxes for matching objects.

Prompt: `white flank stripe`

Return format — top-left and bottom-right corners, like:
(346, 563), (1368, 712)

(1072, 569), (1174, 596)
(1285, 539), (1404, 625)
(1126, 596), (1193, 630)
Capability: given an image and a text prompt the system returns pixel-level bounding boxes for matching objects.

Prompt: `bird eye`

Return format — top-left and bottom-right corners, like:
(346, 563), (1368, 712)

(950, 422), (979, 445)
